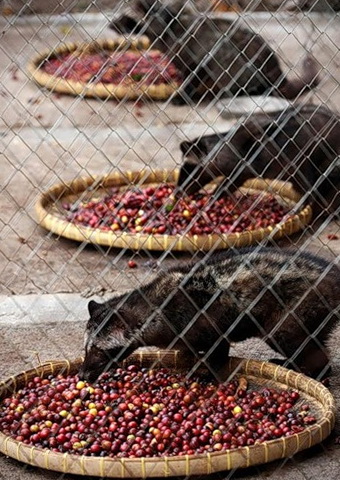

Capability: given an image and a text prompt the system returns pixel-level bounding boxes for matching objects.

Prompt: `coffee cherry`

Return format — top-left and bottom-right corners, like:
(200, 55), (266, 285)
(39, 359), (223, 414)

(42, 50), (182, 87)
(65, 184), (291, 237)
(0, 366), (316, 458)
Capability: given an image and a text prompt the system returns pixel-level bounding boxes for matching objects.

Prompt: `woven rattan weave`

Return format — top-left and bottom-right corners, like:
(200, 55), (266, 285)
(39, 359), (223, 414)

(35, 170), (312, 251)
(0, 352), (335, 477)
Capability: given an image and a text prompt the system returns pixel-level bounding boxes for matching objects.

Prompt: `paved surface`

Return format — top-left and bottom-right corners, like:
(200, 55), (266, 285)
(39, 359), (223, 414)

(1, 9), (340, 480)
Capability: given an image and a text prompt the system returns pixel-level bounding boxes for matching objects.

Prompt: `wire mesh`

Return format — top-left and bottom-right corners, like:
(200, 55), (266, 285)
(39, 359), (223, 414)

(1, 0), (340, 478)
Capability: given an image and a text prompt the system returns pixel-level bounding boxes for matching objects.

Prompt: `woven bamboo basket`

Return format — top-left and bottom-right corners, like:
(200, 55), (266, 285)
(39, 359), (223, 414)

(27, 37), (180, 100)
(35, 169), (312, 252)
(0, 352), (335, 477)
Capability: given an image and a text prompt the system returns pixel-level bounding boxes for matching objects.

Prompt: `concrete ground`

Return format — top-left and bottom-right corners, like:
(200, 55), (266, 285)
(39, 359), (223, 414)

(1, 8), (340, 480)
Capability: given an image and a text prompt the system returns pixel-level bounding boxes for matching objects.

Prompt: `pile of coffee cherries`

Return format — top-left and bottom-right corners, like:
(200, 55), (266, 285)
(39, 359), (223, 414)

(63, 184), (291, 236)
(0, 365), (316, 458)
(42, 50), (182, 86)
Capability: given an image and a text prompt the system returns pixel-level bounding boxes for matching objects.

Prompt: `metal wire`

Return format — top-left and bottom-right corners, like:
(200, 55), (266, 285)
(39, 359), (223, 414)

(1, 0), (340, 477)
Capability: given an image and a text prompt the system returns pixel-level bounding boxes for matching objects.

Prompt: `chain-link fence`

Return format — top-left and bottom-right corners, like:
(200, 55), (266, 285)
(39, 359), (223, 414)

(1, 0), (340, 479)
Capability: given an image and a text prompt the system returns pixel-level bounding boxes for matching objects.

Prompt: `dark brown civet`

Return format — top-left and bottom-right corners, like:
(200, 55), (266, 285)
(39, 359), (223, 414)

(42, 50), (182, 86)
(63, 184), (291, 235)
(110, 0), (319, 103)
(81, 247), (339, 383)
(178, 105), (340, 216)
(0, 366), (316, 457)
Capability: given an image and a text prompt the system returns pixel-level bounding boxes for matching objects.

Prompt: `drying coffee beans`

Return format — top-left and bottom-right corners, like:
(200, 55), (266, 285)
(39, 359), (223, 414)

(42, 50), (182, 86)
(0, 365), (316, 458)
(63, 184), (291, 235)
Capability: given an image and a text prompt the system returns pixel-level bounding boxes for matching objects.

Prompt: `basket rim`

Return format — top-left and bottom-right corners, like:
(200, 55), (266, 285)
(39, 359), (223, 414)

(26, 37), (181, 100)
(0, 355), (335, 477)
(35, 169), (313, 252)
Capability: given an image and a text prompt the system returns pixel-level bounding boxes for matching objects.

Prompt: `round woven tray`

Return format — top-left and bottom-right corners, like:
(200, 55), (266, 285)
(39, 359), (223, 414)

(27, 37), (180, 100)
(35, 169), (312, 252)
(0, 352), (335, 477)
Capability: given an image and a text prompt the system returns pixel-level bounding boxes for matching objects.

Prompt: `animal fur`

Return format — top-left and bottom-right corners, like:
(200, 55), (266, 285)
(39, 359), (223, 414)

(177, 104), (340, 216)
(80, 247), (340, 382)
(109, 0), (319, 103)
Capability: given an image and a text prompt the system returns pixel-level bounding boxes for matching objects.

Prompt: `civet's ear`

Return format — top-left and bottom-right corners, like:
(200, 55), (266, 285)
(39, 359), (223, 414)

(88, 300), (101, 317)
(109, 15), (140, 34)
(180, 140), (206, 161)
